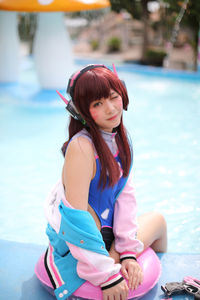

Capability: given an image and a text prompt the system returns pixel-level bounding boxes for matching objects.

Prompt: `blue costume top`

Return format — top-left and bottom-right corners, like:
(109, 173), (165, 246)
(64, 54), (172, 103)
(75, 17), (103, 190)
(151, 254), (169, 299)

(88, 153), (128, 228)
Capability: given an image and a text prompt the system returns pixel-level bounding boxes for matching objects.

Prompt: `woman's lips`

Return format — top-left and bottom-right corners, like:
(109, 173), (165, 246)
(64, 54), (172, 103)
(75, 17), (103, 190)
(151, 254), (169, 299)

(108, 114), (118, 121)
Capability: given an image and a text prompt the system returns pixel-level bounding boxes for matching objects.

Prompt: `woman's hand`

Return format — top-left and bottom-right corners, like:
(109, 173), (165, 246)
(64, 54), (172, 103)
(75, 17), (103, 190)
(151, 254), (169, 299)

(102, 279), (129, 300)
(121, 259), (143, 291)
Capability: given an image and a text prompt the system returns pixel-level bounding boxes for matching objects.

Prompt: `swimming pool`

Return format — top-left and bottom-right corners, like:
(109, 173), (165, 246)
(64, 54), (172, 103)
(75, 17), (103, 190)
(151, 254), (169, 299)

(0, 59), (200, 253)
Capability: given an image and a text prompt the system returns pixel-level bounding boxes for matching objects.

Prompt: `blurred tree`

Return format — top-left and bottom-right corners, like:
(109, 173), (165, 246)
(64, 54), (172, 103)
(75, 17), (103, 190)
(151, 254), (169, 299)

(163, 0), (200, 70)
(67, 8), (109, 23)
(110, 0), (150, 61)
(18, 13), (37, 54)
(110, 0), (200, 69)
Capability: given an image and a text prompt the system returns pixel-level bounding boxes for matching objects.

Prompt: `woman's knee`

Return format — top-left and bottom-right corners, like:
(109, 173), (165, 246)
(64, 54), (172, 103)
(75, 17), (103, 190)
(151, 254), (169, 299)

(151, 212), (168, 252)
(152, 212), (167, 231)
(137, 211), (167, 252)
(138, 211), (167, 233)
(150, 211), (168, 242)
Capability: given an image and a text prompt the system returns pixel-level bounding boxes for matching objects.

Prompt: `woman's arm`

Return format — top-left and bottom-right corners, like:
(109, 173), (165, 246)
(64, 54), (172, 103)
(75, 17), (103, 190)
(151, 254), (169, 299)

(113, 167), (144, 258)
(113, 167), (144, 290)
(62, 136), (95, 211)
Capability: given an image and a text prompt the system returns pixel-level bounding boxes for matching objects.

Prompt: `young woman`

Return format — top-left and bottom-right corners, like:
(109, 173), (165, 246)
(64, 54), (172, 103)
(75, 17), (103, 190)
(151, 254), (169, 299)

(44, 64), (167, 300)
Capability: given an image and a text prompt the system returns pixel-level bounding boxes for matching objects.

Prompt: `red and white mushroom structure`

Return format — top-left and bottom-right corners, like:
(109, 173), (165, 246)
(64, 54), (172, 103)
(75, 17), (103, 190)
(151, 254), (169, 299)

(0, 0), (110, 88)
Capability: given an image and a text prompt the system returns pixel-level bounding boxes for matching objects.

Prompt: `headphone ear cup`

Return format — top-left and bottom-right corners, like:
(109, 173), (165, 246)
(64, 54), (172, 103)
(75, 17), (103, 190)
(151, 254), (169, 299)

(121, 80), (127, 91)
(120, 80), (128, 111)
(66, 100), (87, 125)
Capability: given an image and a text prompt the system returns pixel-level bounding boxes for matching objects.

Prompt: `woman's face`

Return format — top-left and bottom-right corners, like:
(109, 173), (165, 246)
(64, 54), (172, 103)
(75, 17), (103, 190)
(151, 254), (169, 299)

(89, 89), (123, 132)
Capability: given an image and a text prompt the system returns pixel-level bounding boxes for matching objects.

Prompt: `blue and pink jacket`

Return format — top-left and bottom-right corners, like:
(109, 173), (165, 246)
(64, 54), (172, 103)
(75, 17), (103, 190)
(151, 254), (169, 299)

(44, 129), (144, 299)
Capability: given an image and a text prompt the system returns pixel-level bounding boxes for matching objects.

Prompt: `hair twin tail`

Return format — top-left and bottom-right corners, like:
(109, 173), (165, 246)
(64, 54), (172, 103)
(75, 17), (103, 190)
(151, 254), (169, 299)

(115, 123), (132, 178)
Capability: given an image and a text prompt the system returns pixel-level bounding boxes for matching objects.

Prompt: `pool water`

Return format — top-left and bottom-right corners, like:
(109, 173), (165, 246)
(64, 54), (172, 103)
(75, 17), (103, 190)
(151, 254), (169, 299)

(0, 60), (200, 253)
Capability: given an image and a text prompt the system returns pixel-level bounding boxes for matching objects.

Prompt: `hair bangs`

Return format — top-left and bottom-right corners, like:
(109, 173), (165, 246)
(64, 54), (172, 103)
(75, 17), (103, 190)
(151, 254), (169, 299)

(74, 69), (111, 105)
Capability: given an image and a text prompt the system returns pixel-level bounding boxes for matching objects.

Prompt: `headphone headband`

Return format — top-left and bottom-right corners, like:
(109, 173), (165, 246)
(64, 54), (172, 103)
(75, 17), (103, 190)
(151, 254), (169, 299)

(67, 64), (109, 100)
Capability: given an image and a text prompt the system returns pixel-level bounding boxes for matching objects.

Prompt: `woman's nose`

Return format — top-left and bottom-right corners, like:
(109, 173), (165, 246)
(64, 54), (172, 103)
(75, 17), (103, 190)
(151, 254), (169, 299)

(105, 99), (114, 113)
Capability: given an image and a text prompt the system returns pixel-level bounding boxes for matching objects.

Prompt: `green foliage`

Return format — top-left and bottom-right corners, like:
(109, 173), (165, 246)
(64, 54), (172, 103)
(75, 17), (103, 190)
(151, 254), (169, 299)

(109, 0), (142, 19)
(107, 37), (121, 52)
(90, 39), (100, 51)
(145, 48), (167, 66)
(146, 48), (167, 59)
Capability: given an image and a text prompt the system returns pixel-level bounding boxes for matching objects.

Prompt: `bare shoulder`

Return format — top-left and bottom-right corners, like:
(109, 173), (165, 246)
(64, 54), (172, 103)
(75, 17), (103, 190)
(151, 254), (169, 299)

(65, 136), (94, 161)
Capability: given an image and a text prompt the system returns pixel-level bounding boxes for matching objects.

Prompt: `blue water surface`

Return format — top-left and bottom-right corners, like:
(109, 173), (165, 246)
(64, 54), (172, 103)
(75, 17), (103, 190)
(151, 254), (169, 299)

(0, 58), (200, 253)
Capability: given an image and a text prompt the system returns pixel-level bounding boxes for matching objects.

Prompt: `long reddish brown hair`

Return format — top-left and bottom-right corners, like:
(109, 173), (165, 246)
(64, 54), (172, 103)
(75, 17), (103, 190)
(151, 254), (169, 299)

(62, 67), (132, 188)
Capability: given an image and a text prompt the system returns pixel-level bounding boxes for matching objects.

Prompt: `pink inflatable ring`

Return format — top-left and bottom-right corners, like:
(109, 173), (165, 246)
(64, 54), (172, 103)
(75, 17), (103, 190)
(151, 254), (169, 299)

(35, 247), (161, 299)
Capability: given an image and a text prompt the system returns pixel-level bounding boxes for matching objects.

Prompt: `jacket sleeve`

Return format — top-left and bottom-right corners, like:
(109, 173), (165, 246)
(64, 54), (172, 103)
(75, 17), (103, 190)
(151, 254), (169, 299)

(45, 181), (123, 288)
(66, 242), (122, 287)
(113, 167), (144, 260)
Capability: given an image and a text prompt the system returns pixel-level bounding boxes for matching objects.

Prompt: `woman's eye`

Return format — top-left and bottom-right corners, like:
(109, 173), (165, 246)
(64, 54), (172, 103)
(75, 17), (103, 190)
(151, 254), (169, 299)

(93, 102), (101, 107)
(111, 95), (118, 100)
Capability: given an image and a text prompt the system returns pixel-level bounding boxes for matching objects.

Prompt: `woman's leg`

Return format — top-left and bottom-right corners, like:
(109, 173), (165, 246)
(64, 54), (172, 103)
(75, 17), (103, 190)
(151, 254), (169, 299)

(137, 212), (167, 253)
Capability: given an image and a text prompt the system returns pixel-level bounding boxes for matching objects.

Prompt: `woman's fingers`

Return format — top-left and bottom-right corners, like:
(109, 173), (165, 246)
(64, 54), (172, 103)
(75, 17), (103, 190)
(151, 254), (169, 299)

(131, 265), (143, 290)
(132, 270), (139, 290)
(121, 260), (143, 291)
(102, 279), (129, 300)
(121, 265), (129, 280)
